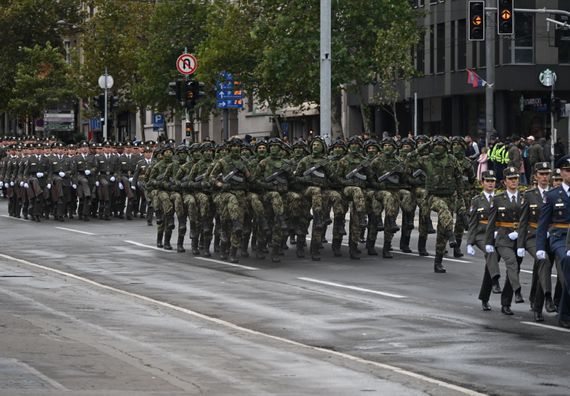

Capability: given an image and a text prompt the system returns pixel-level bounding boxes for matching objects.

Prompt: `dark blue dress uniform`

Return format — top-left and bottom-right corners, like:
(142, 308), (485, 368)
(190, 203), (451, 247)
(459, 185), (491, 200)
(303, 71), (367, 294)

(536, 154), (570, 327)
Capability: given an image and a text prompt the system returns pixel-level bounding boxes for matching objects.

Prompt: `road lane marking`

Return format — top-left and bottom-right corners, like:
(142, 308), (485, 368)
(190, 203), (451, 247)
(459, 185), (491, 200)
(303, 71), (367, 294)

(520, 269), (557, 278)
(521, 321), (570, 333)
(195, 257), (259, 271)
(55, 227), (96, 236)
(1, 215), (29, 222)
(124, 240), (175, 253)
(298, 277), (406, 299)
(0, 252), (485, 396)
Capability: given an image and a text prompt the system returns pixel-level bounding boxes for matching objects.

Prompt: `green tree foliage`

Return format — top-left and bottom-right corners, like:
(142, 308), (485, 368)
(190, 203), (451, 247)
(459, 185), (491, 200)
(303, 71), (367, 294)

(8, 43), (77, 121)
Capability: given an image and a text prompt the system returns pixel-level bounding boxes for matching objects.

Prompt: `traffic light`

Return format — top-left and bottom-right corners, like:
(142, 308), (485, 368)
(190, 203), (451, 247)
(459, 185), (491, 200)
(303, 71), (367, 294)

(468, 1), (485, 41)
(168, 80), (184, 102)
(185, 121), (193, 137)
(109, 95), (119, 111)
(497, 0), (514, 35)
(184, 80), (205, 110)
(92, 94), (105, 112)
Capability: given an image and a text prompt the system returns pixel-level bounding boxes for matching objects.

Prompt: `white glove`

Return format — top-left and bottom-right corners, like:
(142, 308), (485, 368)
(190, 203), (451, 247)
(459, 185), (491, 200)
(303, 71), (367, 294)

(10, 181), (14, 186)
(23, 183), (29, 189)
(19, 181), (24, 187)
(47, 183), (51, 189)
(128, 177), (133, 183)
(494, 231), (498, 239)
(508, 231), (518, 241)
(72, 184), (77, 190)
(536, 250), (546, 260)
(516, 248), (526, 258)
(567, 250), (570, 257)
(118, 182), (124, 190)
(95, 181), (100, 187)
(467, 245), (475, 256)
(130, 185), (136, 190)
(58, 171), (65, 178)
(0, 181), (3, 188)
(547, 232), (550, 239)
(485, 245), (495, 253)
(84, 169), (91, 176)
(36, 172), (44, 178)
(110, 176), (116, 182)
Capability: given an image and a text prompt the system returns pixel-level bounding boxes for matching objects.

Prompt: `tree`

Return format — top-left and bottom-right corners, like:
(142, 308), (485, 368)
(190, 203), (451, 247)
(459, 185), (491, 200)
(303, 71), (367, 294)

(8, 42), (77, 133)
(372, 18), (421, 135)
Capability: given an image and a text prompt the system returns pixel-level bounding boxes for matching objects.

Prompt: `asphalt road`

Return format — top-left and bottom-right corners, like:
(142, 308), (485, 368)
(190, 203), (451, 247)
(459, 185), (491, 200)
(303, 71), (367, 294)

(0, 200), (568, 396)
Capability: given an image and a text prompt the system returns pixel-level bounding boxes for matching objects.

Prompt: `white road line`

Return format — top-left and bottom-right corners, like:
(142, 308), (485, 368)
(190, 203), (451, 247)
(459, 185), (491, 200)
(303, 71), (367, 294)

(521, 321), (570, 333)
(195, 257), (259, 271)
(124, 240), (175, 253)
(0, 252), (484, 396)
(55, 227), (96, 236)
(1, 215), (29, 222)
(520, 269), (557, 278)
(393, 250), (471, 264)
(298, 277), (406, 299)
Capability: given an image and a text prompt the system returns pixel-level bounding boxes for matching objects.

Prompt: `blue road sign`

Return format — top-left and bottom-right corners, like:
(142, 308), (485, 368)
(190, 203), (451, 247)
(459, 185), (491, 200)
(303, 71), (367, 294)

(153, 113), (165, 130)
(217, 99), (244, 109)
(216, 71), (244, 109)
(89, 117), (102, 131)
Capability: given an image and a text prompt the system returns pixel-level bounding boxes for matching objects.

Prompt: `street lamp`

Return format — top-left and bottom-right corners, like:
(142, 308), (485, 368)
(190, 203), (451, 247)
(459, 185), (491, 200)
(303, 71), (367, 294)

(98, 69), (114, 141)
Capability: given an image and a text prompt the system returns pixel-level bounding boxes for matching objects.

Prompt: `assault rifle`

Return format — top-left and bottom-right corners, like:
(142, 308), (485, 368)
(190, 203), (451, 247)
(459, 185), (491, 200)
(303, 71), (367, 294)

(222, 169), (244, 183)
(302, 164), (325, 178)
(345, 159), (372, 181)
(412, 169), (426, 178)
(378, 163), (405, 184)
(194, 173), (207, 183)
(265, 169), (287, 184)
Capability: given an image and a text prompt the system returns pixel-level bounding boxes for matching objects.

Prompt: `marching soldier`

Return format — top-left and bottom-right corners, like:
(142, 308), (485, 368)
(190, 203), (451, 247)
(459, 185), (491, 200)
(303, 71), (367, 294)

(466, 170), (502, 311)
(484, 167), (524, 316)
(72, 142), (97, 221)
(132, 145), (154, 224)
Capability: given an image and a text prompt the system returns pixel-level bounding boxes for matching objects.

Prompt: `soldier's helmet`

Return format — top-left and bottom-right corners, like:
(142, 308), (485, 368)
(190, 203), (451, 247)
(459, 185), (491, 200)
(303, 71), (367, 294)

(268, 137), (283, 147)
(363, 138), (381, 151)
(227, 137), (244, 147)
(200, 141), (215, 151)
(254, 139), (268, 151)
(381, 137), (398, 148)
(241, 142), (253, 152)
(189, 142), (201, 152)
(310, 136), (328, 152)
(432, 135), (449, 148)
(175, 144), (189, 154)
(153, 146), (163, 156)
(162, 143), (174, 153)
(292, 139), (309, 154)
(450, 136), (466, 148)
(330, 138), (346, 150)
(415, 134), (430, 144)
(347, 135), (363, 147)
(398, 138), (416, 149)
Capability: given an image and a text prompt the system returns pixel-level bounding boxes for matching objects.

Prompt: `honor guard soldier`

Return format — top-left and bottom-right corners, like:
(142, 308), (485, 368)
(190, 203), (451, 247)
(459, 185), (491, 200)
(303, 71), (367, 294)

(467, 170), (502, 311)
(518, 162), (557, 321)
(536, 155), (570, 328)
(485, 167), (524, 316)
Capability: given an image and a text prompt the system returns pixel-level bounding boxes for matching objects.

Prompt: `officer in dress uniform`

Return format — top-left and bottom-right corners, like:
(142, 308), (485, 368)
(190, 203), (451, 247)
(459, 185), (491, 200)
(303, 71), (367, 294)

(485, 166), (524, 316)
(536, 155), (570, 328)
(467, 170), (502, 311)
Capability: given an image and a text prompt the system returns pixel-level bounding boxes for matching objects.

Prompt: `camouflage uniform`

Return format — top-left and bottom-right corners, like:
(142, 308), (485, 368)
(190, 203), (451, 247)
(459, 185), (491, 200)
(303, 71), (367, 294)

(407, 136), (463, 273)
(286, 142), (311, 255)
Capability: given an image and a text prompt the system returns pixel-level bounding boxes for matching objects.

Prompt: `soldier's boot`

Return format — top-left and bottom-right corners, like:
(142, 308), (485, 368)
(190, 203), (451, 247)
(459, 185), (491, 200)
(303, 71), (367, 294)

(191, 237), (200, 255)
(418, 236), (430, 256)
(147, 207), (154, 226)
(399, 233), (412, 253)
(219, 240), (229, 261)
(349, 241), (361, 260)
(22, 204), (29, 220)
(385, 216), (400, 234)
(366, 239), (378, 256)
(229, 246), (239, 264)
(156, 230), (164, 248)
(214, 233), (221, 253)
(289, 233), (297, 245)
(176, 235), (186, 253)
(377, 214), (385, 232)
(126, 199), (134, 220)
(434, 254), (446, 273)
(280, 237), (288, 252)
(453, 238), (464, 258)
(310, 240), (321, 261)
(103, 200), (111, 220)
(271, 245), (281, 263)
(241, 236), (250, 258)
(427, 218), (436, 234)
(333, 216), (347, 236)
(296, 235), (306, 258)
(383, 241), (394, 259)
(255, 235), (266, 259)
(82, 199), (91, 221)
(202, 234), (212, 257)
(447, 231), (458, 248)
(332, 237), (342, 257)
(163, 229), (173, 250)
(57, 202), (65, 221)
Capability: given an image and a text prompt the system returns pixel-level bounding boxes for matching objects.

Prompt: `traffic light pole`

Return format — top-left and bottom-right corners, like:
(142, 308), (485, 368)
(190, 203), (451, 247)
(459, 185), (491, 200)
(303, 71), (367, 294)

(485, 2), (495, 148)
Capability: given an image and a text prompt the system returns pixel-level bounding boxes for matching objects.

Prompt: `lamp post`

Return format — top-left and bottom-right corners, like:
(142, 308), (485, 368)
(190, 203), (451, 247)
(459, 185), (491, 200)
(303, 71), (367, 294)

(98, 69), (114, 141)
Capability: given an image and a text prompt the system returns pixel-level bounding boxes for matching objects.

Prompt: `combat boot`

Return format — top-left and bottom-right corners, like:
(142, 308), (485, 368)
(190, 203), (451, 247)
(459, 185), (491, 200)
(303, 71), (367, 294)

(366, 239), (378, 256)
(176, 235), (186, 253)
(446, 230), (457, 248)
(417, 236), (430, 256)
(399, 234), (412, 253)
(349, 241), (360, 260)
(296, 235), (306, 258)
(229, 246), (239, 263)
(271, 245), (281, 263)
(383, 241), (394, 258)
(191, 237), (200, 255)
(241, 237), (250, 258)
(202, 235), (212, 257)
(384, 216), (400, 233)
(289, 233), (297, 245)
(332, 238), (342, 257)
(453, 238), (464, 258)
(163, 229), (173, 250)
(434, 254), (446, 273)
(255, 237), (266, 259)
(426, 218), (436, 234)
(310, 240), (321, 261)
(333, 216), (347, 236)
(156, 231), (164, 248)
(214, 233), (221, 253)
(219, 240), (229, 260)
(359, 228), (366, 243)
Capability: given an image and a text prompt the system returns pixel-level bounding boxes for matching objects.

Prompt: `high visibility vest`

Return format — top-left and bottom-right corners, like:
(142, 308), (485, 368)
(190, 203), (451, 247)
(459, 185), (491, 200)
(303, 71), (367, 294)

(501, 147), (510, 164)
(489, 144), (502, 162)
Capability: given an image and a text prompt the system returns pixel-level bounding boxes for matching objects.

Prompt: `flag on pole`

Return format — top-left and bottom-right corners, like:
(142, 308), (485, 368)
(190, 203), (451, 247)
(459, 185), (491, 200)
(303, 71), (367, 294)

(466, 68), (488, 88)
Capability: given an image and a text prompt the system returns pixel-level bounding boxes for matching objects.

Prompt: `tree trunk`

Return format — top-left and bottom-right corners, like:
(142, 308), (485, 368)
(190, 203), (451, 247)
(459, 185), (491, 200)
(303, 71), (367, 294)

(331, 91), (343, 140)
(270, 106), (282, 138)
(358, 91), (371, 135)
(139, 105), (146, 142)
(392, 102), (399, 136)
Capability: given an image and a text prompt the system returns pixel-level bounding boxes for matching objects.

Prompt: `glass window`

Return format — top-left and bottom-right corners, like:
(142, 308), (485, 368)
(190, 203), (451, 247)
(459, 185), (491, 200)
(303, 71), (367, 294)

(450, 21), (456, 71)
(457, 19), (466, 70)
(514, 13), (534, 64)
(437, 23), (445, 73)
(416, 35), (425, 73)
(429, 25), (435, 74)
